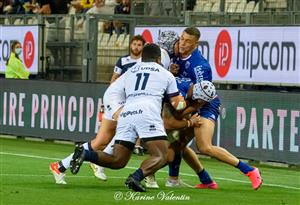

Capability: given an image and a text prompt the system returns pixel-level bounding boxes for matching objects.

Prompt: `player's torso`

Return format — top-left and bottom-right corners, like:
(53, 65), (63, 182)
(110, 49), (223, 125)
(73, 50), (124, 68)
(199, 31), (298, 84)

(123, 62), (170, 113)
(173, 49), (212, 82)
(117, 55), (141, 75)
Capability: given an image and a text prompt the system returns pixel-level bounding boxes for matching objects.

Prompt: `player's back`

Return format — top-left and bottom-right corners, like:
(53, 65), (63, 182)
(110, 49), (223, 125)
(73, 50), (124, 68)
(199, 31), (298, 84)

(123, 62), (176, 109)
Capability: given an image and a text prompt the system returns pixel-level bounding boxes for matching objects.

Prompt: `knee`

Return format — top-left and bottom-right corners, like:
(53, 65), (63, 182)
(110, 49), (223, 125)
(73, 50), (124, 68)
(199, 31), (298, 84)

(91, 138), (110, 151)
(158, 154), (168, 167)
(110, 156), (127, 169)
(198, 145), (213, 156)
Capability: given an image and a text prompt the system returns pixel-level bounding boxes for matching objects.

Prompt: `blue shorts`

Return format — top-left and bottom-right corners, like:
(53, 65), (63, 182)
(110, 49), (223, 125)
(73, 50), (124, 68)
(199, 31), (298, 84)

(198, 96), (221, 122)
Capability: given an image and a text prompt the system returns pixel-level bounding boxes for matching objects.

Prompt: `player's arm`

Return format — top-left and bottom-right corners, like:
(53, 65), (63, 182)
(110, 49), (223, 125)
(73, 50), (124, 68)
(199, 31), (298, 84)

(110, 72), (121, 83)
(169, 95), (187, 111)
(110, 58), (123, 84)
(162, 103), (201, 130)
(180, 100), (206, 117)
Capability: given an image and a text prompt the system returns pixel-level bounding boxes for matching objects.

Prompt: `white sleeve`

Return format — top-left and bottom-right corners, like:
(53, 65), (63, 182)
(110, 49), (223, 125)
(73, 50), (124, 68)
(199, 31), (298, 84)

(113, 66), (122, 74)
(166, 74), (179, 97)
(160, 48), (171, 69)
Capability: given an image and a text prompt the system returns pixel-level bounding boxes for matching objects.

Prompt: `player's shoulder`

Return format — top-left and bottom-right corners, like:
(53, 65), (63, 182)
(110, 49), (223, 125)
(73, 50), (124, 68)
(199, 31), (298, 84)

(190, 49), (210, 67)
(118, 54), (130, 60)
(118, 55), (135, 65)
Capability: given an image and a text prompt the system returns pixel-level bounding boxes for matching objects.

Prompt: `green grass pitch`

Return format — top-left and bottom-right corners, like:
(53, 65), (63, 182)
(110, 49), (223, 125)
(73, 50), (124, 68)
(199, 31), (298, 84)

(0, 136), (299, 205)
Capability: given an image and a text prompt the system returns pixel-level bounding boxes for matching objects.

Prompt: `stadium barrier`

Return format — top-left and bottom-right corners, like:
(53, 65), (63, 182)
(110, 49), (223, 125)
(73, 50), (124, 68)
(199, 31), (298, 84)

(1, 78), (299, 164)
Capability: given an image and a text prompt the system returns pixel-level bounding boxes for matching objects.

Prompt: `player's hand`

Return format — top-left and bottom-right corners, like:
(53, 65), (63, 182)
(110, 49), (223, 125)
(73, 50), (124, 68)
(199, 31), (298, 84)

(170, 63), (179, 75)
(189, 113), (203, 127)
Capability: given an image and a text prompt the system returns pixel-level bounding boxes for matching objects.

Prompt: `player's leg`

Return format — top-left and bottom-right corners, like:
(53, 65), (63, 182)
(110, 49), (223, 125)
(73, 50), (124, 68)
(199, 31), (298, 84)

(90, 118), (117, 150)
(49, 117), (116, 183)
(182, 147), (218, 189)
(70, 140), (134, 174)
(126, 138), (169, 192)
(89, 135), (116, 181)
(166, 139), (217, 189)
(194, 118), (262, 190)
(165, 150), (183, 187)
(49, 141), (94, 184)
(88, 107), (123, 180)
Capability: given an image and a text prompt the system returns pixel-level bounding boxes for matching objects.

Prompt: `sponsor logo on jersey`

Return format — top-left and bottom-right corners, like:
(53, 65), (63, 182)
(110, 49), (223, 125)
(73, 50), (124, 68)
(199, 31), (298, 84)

(141, 67), (160, 72)
(149, 125), (156, 131)
(131, 66), (140, 73)
(194, 66), (204, 82)
(120, 109), (143, 118)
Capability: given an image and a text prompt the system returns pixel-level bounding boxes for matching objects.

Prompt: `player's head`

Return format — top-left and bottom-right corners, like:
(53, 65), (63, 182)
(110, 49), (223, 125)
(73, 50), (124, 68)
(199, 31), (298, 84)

(157, 30), (179, 56)
(130, 35), (146, 57)
(142, 43), (161, 64)
(179, 27), (200, 57)
(191, 81), (216, 102)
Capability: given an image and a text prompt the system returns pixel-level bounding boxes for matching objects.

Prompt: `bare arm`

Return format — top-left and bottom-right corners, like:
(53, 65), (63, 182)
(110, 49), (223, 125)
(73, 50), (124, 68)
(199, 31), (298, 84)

(180, 100), (206, 117)
(110, 72), (120, 84)
(162, 103), (201, 130)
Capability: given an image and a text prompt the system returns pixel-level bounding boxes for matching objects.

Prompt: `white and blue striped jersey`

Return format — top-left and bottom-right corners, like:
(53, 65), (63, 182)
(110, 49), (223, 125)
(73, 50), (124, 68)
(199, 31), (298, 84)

(113, 55), (141, 75)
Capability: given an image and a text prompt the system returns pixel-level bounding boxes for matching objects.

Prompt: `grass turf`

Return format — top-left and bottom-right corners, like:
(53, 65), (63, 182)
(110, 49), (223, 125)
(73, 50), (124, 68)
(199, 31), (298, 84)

(0, 137), (299, 205)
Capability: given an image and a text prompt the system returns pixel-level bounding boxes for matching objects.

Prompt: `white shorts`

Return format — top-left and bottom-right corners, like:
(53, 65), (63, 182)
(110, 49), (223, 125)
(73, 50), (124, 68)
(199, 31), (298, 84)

(103, 89), (125, 121)
(114, 103), (167, 144)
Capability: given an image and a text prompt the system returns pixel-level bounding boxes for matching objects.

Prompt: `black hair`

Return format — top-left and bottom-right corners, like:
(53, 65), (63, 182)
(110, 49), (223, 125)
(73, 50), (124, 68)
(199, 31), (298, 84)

(142, 43), (161, 62)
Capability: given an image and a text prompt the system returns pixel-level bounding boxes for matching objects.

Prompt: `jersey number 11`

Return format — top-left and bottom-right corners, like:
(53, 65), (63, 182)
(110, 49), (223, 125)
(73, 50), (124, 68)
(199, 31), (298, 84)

(134, 73), (150, 91)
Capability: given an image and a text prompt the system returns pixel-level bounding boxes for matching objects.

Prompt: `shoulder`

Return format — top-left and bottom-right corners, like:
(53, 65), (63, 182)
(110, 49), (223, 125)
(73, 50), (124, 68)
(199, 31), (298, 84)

(190, 50), (210, 67)
(117, 55), (133, 66)
(117, 55), (130, 62)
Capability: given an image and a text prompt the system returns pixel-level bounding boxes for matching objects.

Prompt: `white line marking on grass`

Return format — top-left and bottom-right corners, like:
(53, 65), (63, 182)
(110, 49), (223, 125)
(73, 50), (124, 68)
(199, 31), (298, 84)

(0, 174), (125, 179)
(0, 151), (299, 190)
(0, 173), (194, 187)
(0, 152), (61, 160)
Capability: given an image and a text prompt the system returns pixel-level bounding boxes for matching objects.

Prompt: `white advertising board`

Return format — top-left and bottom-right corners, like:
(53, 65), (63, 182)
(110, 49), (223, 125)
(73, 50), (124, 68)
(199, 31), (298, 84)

(135, 26), (300, 86)
(0, 26), (39, 74)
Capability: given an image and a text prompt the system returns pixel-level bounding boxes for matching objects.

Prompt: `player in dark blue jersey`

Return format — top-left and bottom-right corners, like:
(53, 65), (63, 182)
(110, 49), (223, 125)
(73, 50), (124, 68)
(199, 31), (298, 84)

(110, 35), (146, 83)
(157, 31), (218, 189)
(170, 27), (262, 190)
(164, 78), (219, 189)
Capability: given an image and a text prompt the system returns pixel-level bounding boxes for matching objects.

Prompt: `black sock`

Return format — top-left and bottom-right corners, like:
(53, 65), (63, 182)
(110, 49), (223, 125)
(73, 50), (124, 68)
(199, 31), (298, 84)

(84, 150), (99, 164)
(132, 168), (144, 181)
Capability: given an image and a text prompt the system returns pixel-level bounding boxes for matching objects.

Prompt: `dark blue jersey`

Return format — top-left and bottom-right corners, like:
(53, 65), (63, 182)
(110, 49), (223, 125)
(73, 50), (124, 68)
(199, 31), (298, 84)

(173, 48), (220, 121)
(173, 49), (212, 83)
(176, 77), (193, 99)
(114, 55), (141, 75)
